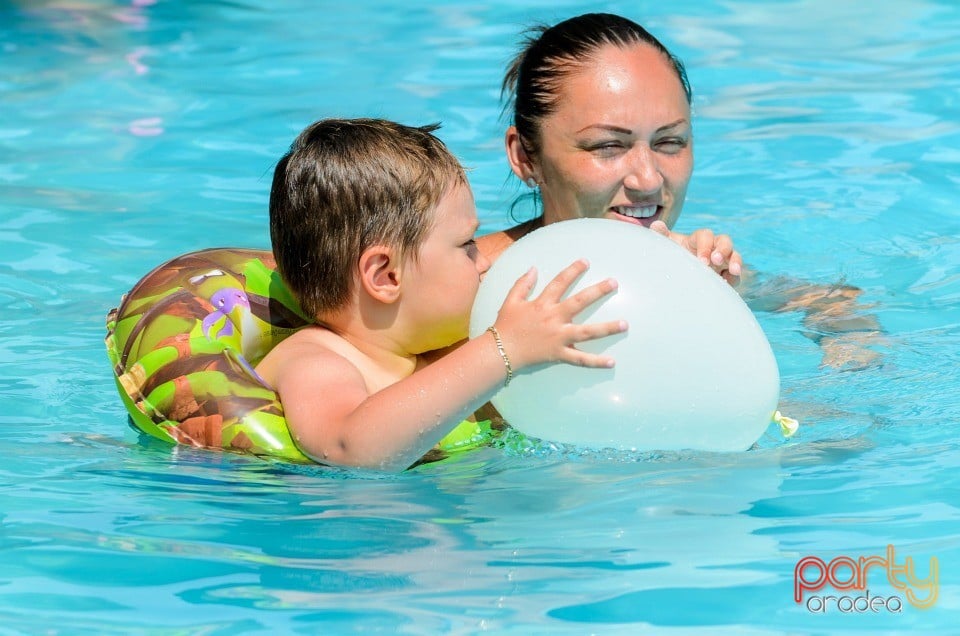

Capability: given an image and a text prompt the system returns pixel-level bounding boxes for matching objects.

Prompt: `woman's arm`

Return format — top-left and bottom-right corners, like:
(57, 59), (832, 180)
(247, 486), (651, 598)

(481, 218), (881, 371)
(649, 221), (882, 370)
(740, 272), (884, 370)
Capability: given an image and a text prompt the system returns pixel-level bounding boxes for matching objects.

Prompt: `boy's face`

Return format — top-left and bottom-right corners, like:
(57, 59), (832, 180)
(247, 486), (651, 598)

(403, 181), (490, 352)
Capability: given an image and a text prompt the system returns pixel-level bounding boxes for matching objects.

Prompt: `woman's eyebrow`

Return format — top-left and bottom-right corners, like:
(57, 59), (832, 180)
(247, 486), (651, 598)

(576, 123), (632, 135)
(656, 118), (690, 133)
(576, 119), (689, 135)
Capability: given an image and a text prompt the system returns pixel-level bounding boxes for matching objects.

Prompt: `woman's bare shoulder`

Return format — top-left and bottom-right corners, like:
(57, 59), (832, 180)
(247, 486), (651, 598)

(477, 217), (542, 261)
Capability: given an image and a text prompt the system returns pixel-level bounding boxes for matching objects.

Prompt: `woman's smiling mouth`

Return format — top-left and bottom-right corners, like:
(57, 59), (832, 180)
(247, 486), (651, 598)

(608, 205), (660, 226)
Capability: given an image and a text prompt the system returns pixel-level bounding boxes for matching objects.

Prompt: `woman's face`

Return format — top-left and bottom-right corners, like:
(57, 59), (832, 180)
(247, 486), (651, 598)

(509, 43), (693, 230)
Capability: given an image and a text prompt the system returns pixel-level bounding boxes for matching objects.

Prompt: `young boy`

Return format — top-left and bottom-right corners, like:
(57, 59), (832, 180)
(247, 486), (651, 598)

(255, 118), (626, 471)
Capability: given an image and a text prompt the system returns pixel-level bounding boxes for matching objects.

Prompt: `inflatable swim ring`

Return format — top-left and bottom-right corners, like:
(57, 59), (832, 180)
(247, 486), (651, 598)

(105, 248), (492, 464)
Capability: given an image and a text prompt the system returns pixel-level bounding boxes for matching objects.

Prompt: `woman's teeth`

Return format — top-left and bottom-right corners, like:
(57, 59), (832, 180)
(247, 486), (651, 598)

(614, 205), (658, 219)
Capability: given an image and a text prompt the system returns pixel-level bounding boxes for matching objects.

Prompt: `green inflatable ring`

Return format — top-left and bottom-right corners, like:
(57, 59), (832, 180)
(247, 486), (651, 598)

(105, 248), (492, 464)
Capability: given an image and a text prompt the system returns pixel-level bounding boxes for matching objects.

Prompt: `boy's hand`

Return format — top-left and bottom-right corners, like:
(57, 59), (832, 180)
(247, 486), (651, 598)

(492, 259), (627, 370)
(650, 221), (742, 286)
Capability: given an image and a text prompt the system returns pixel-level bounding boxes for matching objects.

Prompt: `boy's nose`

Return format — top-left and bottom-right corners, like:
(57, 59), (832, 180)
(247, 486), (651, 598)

(476, 251), (491, 276)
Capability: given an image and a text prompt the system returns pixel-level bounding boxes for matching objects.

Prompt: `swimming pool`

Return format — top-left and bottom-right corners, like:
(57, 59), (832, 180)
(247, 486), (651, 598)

(2, 0), (958, 632)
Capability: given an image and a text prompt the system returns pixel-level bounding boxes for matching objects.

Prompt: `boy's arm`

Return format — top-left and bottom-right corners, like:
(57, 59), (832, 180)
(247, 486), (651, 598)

(276, 333), (509, 471)
(279, 262), (625, 471)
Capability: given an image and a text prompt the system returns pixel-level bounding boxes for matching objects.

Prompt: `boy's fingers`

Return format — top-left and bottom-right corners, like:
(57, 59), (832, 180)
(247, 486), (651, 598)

(559, 348), (617, 369)
(555, 317), (629, 366)
(575, 319), (628, 340)
(540, 259), (589, 300)
(562, 278), (618, 313)
(504, 267), (537, 302)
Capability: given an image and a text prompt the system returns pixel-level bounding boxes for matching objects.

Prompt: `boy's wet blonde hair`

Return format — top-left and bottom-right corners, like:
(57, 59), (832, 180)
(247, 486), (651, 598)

(270, 118), (467, 319)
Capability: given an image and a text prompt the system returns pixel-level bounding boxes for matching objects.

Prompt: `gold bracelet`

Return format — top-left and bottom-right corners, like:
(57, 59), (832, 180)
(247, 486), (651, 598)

(486, 325), (513, 387)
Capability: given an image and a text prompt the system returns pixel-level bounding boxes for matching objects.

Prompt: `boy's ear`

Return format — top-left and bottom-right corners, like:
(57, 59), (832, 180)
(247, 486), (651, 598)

(358, 245), (402, 303)
(505, 125), (537, 184)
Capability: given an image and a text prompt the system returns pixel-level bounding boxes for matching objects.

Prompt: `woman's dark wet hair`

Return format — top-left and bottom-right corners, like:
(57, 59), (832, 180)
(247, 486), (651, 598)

(502, 13), (692, 159)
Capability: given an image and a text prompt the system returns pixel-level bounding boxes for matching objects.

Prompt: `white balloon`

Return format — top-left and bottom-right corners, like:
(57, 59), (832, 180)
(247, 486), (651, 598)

(469, 218), (780, 452)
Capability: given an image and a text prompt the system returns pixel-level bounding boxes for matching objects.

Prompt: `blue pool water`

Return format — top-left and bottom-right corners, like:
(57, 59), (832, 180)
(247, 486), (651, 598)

(2, 0), (959, 633)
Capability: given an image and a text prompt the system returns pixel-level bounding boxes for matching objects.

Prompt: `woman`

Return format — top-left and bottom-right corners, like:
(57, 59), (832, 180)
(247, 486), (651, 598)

(478, 13), (880, 369)
(478, 12), (741, 284)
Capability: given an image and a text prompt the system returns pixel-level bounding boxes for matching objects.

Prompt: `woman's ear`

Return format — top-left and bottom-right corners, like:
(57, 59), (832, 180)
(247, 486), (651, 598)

(358, 245), (402, 303)
(505, 125), (537, 186)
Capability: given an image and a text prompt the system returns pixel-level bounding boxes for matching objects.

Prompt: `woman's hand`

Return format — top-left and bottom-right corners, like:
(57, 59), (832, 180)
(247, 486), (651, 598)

(650, 221), (743, 286)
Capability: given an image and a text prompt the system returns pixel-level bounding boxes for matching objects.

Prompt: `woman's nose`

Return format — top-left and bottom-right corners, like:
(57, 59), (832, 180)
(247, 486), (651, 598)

(623, 147), (664, 194)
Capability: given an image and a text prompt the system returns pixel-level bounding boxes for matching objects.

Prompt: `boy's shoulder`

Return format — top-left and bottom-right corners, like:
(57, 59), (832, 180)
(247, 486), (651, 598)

(258, 326), (362, 387)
